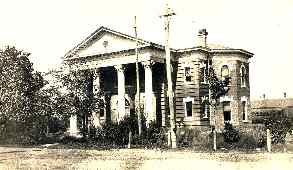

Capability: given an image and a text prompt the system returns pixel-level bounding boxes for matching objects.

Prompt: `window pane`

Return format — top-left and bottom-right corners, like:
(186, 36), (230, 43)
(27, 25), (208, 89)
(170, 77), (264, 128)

(221, 65), (229, 79)
(203, 103), (209, 118)
(223, 101), (231, 112)
(223, 101), (231, 122)
(185, 67), (191, 82)
(200, 67), (205, 82)
(242, 101), (246, 120)
(100, 108), (104, 117)
(186, 101), (192, 117)
(224, 111), (231, 121)
(241, 67), (246, 75)
(241, 67), (246, 86)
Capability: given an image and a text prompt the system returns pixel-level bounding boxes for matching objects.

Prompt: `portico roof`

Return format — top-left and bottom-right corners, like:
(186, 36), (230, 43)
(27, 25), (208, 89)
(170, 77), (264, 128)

(64, 26), (167, 59)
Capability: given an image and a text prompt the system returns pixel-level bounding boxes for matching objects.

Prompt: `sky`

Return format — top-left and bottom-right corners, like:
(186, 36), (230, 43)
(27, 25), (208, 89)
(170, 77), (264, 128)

(0, 0), (292, 100)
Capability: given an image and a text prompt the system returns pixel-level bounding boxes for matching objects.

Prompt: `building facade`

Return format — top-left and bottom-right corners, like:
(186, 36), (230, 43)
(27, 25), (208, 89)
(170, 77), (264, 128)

(63, 26), (253, 135)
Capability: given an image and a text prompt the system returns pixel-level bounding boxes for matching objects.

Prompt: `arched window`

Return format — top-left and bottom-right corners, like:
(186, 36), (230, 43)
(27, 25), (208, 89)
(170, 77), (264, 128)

(240, 65), (246, 87)
(241, 96), (248, 122)
(221, 65), (229, 80)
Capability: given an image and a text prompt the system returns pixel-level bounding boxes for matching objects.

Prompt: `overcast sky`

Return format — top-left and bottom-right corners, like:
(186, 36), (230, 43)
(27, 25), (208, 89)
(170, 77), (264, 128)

(0, 0), (292, 99)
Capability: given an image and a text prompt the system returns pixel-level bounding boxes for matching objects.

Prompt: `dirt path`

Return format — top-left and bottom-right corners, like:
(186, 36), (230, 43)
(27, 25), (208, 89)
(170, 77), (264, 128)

(0, 147), (292, 170)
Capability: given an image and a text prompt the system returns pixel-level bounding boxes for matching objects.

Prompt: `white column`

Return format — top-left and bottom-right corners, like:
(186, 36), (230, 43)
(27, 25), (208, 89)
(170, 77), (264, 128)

(92, 69), (101, 128)
(69, 115), (78, 136)
(143, 60), (155, 124)
(114, 65), (126, 121)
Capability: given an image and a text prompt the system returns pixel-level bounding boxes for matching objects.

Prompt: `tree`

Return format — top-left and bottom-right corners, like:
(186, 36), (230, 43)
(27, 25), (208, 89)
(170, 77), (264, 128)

(0, 46), (45, 143)
(208, 68), (230, 101)
(51, 64), (104, 138)
(206, 59), (231, 151)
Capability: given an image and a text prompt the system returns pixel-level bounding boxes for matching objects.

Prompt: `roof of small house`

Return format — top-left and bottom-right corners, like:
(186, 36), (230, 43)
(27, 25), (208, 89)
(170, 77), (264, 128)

(251, 98), (293, 109)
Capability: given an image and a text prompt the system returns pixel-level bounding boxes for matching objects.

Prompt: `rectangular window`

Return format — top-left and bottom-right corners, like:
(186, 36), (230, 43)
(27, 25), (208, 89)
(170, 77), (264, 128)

(200, 61), (207, 83)
(185, 67), (191, 82)
(224, 111), (231, 122)
(201, 96), (209, 118)
(242, 101), (246, 121)
(223, 101), (231, 123)
(200, 67), (205, 83)
(186, 101), (193, 117)
(240, 66), (246, 87)
(100, 108), (105, 117)
(203, 103), (209, 118)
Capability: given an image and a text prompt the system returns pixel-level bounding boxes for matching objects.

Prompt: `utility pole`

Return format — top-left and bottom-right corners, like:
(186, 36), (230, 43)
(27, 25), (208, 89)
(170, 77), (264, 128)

(134, 16), (142, 136)
(161, 3), (176, 148)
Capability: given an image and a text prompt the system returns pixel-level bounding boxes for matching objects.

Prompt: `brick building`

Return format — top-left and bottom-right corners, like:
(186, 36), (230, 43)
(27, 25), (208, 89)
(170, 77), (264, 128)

(63, 26), (253, 135)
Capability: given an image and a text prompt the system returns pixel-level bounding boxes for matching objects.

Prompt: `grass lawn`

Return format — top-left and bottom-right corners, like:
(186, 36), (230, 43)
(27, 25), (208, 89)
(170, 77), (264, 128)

(0, 145), (293, 170)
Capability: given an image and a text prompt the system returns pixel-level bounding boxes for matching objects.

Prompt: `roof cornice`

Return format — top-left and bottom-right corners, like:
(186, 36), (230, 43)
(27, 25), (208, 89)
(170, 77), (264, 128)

(211, 49), (253, 57)
(176, 46), (210, 53)
(64, 26), (167, 59)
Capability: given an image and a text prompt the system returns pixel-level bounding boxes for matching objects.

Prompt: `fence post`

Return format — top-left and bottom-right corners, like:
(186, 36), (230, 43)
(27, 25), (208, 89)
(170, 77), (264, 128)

(213, 127), (217, 151)
(128, 131), (132, 149)
(267, 129), (271, 152)
(167, 130), (171, 147)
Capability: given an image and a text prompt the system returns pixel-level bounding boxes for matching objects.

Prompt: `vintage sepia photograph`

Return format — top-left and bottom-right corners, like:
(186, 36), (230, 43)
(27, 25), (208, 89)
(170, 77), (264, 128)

(0, 0), (292, 169)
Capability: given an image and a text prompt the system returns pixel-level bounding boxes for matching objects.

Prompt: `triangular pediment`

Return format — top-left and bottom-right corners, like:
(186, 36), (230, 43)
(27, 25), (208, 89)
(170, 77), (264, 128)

(64, 27), (152, 58)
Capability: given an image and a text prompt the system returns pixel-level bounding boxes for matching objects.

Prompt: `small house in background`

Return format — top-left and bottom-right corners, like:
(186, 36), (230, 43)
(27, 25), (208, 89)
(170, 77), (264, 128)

(62, 26), (253, 135)
(251, 96), (293, 124)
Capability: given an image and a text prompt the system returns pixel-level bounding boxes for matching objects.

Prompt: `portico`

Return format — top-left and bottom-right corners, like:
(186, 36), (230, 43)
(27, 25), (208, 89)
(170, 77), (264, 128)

(66, 46), (167, 135)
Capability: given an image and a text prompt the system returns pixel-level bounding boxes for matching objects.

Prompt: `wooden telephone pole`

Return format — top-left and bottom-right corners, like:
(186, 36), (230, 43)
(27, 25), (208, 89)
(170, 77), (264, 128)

(134, 16), (142, 136)
(161, 3), (177, 148)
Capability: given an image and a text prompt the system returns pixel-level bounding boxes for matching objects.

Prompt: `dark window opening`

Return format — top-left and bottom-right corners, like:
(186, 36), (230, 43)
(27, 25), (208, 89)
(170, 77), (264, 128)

(185, 67), (191, 82)
(223, 101), (231, 123)
(242, 101), (246, 120)
(100, 108), (104, 117)
(224, 111), (231, 122)
(241, 67), (246, 87)
(186, 101), (192, 117)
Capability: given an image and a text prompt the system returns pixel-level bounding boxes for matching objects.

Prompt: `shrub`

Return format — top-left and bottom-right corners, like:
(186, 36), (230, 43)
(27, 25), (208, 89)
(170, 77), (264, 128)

(177, 127), (211, 149)
(236, 133), (257, 149)
(222, 123), (240, 143)
(87, 116), (167, 148)
(263, 109), (293, 144)
(138, 121), (167, 147)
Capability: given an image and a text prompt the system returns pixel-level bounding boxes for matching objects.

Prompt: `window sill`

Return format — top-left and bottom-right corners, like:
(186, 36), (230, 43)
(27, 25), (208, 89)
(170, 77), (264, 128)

(242, 120), (249, 123)
(241, 85), (246, 88)
(202, 116), (209, 119)
(184, 117), (193, 121)
(201, 82), (208, 85)
(184, 81), (192, 84)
